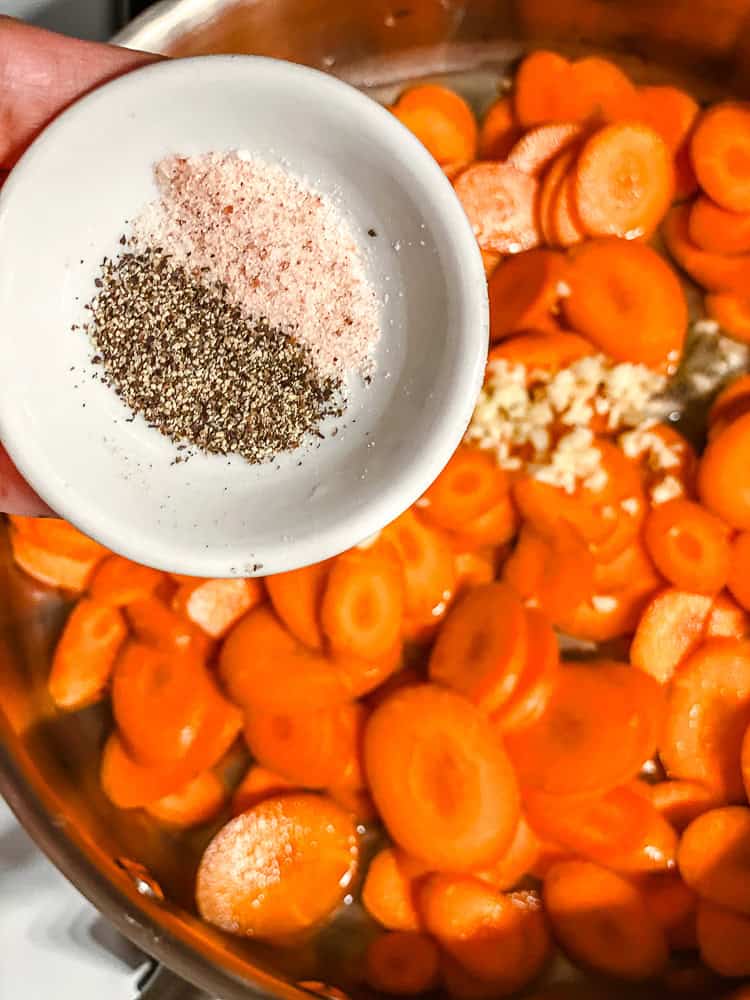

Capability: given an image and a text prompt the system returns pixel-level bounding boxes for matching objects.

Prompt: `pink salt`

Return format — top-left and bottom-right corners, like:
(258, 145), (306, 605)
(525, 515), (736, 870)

(133, 152), (380, 377)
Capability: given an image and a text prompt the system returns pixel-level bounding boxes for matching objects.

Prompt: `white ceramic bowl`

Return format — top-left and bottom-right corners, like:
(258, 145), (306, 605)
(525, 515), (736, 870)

(0, 56), (488, 576)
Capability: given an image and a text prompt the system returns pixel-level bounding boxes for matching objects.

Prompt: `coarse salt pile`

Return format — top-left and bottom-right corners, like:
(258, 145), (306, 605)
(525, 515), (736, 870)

(133, 152), (380, 378)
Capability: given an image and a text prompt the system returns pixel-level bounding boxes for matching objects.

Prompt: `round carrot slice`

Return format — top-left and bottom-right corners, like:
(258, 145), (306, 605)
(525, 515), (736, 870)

(679, 806), (750, 913)
(454, 162), (540, 254)
(537, 146), (579, 246)
(172, 578), (262, 639)
(699, 413), (750, 530)
(574, 123), (673, 239)
(230, 765), (295, 816)
(563, 238), (687, 368)
(642, 779), (721, 833)
(543, 860), (669, 981)
(663, 203), (750, 293)
(196, 794), (359, 939)
(709, 374), (750, 437)
(474, 816), (540, 891)
(630, 588), (713, 685)
(487, 330), (595, 375)
(691, 102), (750, 213)
(361, 847), (426, 932)
(705, 293), (750, 344)
(49, 598), (127, 710)
(707, 592), (750, 639)
(487, 248), (567, 341)
(428, 581), (528, 714)
(397, 84), (478, 163)
(146, 770), (226, 828)
(508, 123), (583, 176)
(365, 931), (440, 995)
(661, 638), (750, 801)
(504, 661), (664, 797)
(697, 900), (750, 978)
(644, 498), (731, 595)
(569, 56), (639, 123)
(550, 151), (586, 248)
(637, 85), (699, 152)
(420, 446), (508, 532)
(364, 684), (520, 870)
(728, 532), (750, 612)
(89, 556), (164, 607)
(514, 50), (575, 126)
(384, 510), (456, 628)
(557, 579), (660, 643)
(479, 96), (521, 160)
(690, 196), (750, 255)
(492, 607), (559, 733)
(448, 493), (519, 550)
(265, 561), (331, 651)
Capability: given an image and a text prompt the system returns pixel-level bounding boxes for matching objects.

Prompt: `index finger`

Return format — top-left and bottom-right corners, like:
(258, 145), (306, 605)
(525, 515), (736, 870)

(0, 17), (160, 169)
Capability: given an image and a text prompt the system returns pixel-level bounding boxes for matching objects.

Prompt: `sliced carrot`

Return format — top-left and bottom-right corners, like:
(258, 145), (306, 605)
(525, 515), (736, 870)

(679, 806), (750, 913)
(9, 526), (102, 591)
(537, 146), (578, 247)
(172, 578), (263, 639)
(265, 561), (330, 651)
(333, 639), (403, 699)
(231, 765), (295, 816)
(454, 162), (540, 254)
(628, 422), (698, 500)
(524, 785), (677, 875)
(639, 872), (697, 938)
(549, 151), (586, 248)
(448, 493), (519, 550)
(661, 638), (750, 801)
(419, 446), (508, 532)
(478, 96), (521, 160)
(697, 901), (750, 977)
(643, 498), (731, 596)
(674, 143), (699, 202)
(125, 596), (213, 659)
(637, 85), (699, 153)
(663, 203), (750, 293)
(508, 123), (582, 177)
(563, 238), (687, 367)
(691, 102), (750, 213)
(327, 782), (377, 823)
(707, 591), (750, 638)
(645, 780), (723, 832)
(396, 84), (478, 164)
(243, 702), (364, 789)
(727, 532), (750, 611)
(690, 197), (750, 255)
(587, 481), (647, 564)
(487, 329), (595, 375)
(699, 412), (750, 529)
(361, 847), (426, 932)
(429, 581), (527, 714)
(569, 56), (639, 123)
(8, 516), (108, 560)
(514, 51), (576, 126)
(383, 510), (456, 628)
(88, 556), (164, 607)
(364, 684), (519, 871)
(474, 816), (540, 890)
(487, 248), (567, 341)
(453, 547), (496, 594)
(48, 598), (127, 710)
(219, 607), (350, 713)
(574, 123), (673, 239)
(321, 542), (405, 660)
(705, 292), (750, 343)
(365, 931), (440, 995)
(112, 642), (214, 766)
(709, 374), (750, 437)
(593, 539), (657, 595)
(492, 607), (559, 733)
(505, 661), (664, 797)
(196, 793), (359, 939)
(420, 875), (551, 989)
(630, 588), (712, 685)
(146, 770), (226, 827)
(543, 860), (669, 981)
(557, 579), (660, 642)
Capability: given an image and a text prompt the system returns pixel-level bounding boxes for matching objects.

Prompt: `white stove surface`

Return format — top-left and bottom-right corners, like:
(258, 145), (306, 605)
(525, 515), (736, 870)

(0, 798), (150, 1000)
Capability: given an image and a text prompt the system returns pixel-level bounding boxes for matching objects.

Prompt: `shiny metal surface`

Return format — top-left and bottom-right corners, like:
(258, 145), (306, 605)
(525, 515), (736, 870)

(5, 1), (750, 997)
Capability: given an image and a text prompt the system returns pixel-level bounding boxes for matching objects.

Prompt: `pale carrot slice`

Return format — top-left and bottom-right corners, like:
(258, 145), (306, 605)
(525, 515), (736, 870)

(574, 123), (674, 239)
(146, 770), (226, 827)
(89, 556), (164, 607)
(690, 196), (750, 255)
(428, 581), (528, 714)
(705, 292), (750, 343)
(508, 123), (583, 176)
(48, 598), (127, 710)
(663, 203), (750, 293)
(172, 577), (263, 638)
(454, 162), (540, 254)
(563, 238), (687, 368)
(549, 151), (586, 248)
(543, 861), (668, 980)
(487, 248), (567, 341)
(690, 102), (750, 213)
(361, 847), (427, 932)
(365, 931), (440, 995)
(479, 96), (521, 160)
(364, 684), (520, 870)
(196, 794), (359, 939)
(661, 638), (750, 801)
(265, 561), (331, 650)
(630, 588), (712, 685)
(537, 147), (578, 246)
(697, 900), (750, 977)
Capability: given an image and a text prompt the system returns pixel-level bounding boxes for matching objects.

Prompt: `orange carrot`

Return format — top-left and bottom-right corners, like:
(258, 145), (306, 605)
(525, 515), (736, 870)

(690, 196), (750, 255)
(549, 150), (586, 248)
(474, 816), (540, 891)
(196, 794), (359, 939)
(639, 872), (698, 943)
(321, 542), (405, 660)
(487, 248), (567, 341)
(265, 561), (331, 650)
(505, 661), (664, 797)
(661, 639), (750, 801)
(699, 412), (750, 529)
(643, 498), (731, 595)
(9, 526), (104, 591)
(361, 847), (426, 932)
(727, 532), (750, 611)
(563, 238), (687, 367)
(705, 293), (750, 343)
(710, 375), (750, 438)
(454, 162), (540, 254)
(696, 900), (750, 977)
(146, 770), (226, 827)
(9, 516), (108, 561)
(125, 596), (213, 659)
(556, 578), (660, 643)
(419, 447), (508, 532)
(707, 592), (750, 638)
(630, 588), (713, 684)
(448, 493), (519, 550)
(365, 931), (440, 995)
(637, 85), (699, 153)
(679, 806), (750, 913)
(573, 124), (673, 239)
(364, 684), (519, 870)
(395, 84), (478, 164)
(492, 607), (559, 733)
(453, 546), (497, 594)
(508, 123), (582, 176)
(487, 329), (595, 375)
(592, 539), (657, 595)
(569, 56), (638, 123)
(663, 203), (750, 293)
(384, 510), (456, 629)
(429, 581), (527, 714)
(645, 780), (723, 832)
(172, 577), (263, 638)
(88, 556), (164, 607)
(543, 861), (668, 980)
(231, 765), (295, 815)
(478, 96), (520, 159)
(48, 598), (127, 710)
(243, 702), (364, 789)
(514, 51), (576, 126)
(690, 102), (750, 213)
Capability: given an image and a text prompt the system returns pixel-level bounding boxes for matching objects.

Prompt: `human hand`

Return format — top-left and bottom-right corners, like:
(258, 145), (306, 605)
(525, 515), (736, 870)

(0, 17), (159, 515)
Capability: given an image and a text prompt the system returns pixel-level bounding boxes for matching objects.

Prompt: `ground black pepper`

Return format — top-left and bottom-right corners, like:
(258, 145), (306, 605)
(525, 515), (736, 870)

(82, 248), (344, 463)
